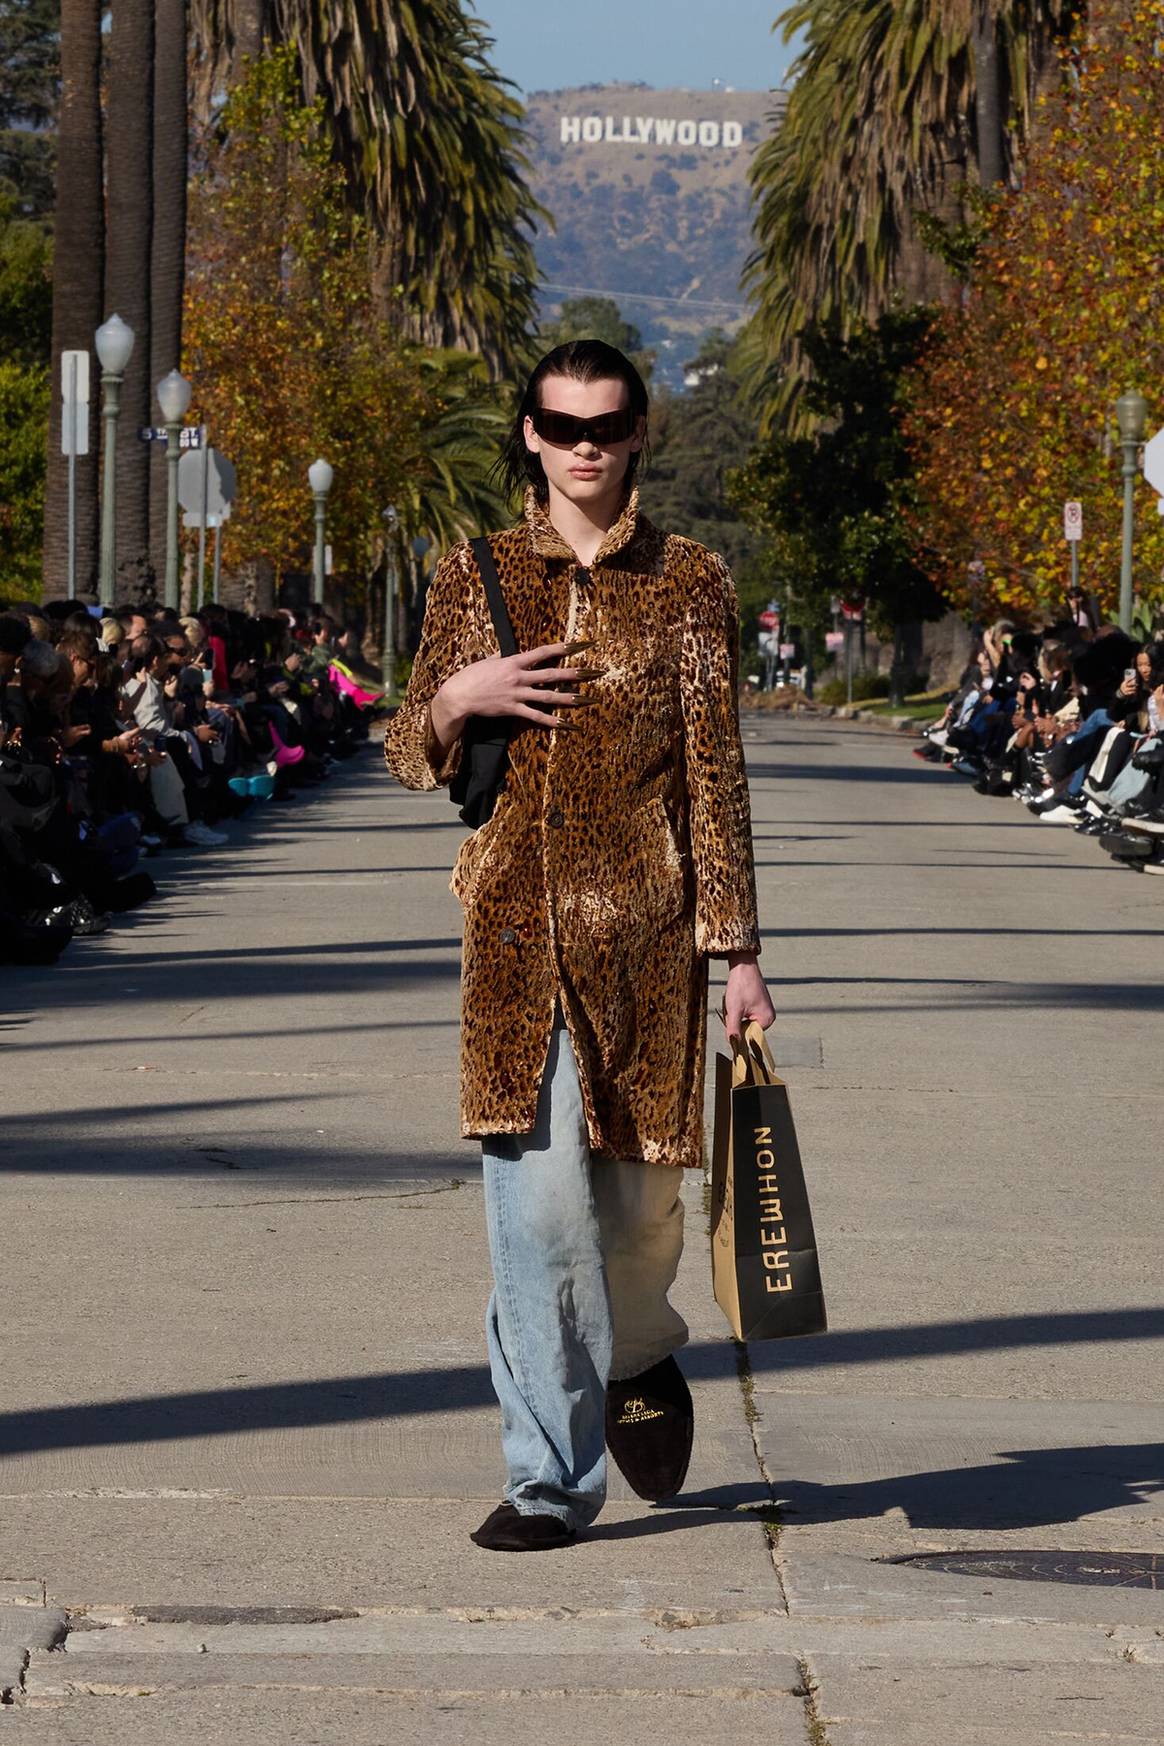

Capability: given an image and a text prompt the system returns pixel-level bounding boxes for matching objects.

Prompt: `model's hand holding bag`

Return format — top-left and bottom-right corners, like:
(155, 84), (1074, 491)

(711, 1022), (827, 1341)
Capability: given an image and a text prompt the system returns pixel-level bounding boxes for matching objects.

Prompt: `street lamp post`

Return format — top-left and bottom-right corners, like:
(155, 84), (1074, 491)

(1115, 389), (1148, 634)
(308, 458), (334, 601)
(95, 315), (135, 601)
(411, 534), (432, 652)
(381, 505), (399, 704)
(157, 368), (192, 610)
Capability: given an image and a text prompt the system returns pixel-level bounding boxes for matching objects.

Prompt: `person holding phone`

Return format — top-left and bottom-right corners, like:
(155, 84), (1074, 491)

(385, 341), (774, 1552)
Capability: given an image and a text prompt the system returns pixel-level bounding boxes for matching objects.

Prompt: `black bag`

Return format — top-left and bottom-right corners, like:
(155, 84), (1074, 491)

(1132, 735), (1164, 774)
(449, 536), (520, 830)
(0, 752), (57, 832)
(710, 1023), (827, 1341)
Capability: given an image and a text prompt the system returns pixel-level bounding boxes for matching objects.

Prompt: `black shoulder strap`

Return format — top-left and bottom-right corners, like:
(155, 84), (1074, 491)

(470, 536), (518, 658)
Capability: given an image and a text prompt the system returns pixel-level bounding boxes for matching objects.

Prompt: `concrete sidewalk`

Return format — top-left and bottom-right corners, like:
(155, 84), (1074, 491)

(1, 723), (1161, 1743)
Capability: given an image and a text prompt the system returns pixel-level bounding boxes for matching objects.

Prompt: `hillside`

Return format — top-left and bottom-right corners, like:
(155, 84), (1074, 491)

(524, 83), (784, 385)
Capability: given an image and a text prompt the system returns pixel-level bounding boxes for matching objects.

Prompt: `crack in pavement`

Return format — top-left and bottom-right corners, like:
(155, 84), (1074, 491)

(179, 1180), (466, 1209)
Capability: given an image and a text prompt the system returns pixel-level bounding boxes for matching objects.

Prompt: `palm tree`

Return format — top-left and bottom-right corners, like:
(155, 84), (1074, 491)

(44, 0), (104, 599)
(971, 0), (1006, 188)
(744, 0), (1074, 426)
(106, 0), (155, 582)
(400, 350), (513, 549)
(188, 0), (543, 376)
(149, 0), (190, 587)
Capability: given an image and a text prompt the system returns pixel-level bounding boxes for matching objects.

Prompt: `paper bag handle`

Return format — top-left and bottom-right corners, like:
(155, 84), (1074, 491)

(730, 1020), (779, 1088)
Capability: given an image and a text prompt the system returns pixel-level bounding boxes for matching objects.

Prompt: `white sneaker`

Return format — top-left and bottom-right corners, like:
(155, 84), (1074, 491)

(185, 821), (228, 847)
(1037, 805), (1082, 825)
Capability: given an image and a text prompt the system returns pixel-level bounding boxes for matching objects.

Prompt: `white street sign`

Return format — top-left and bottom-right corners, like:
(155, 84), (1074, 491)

(183, 505), (230, 529)
(61, 348), (90, 401)
(1143, 427), (1164, 497)
(60, 349), (90, 456)
(1063, 500), (1083, 542)
(178, 447), (236, 515)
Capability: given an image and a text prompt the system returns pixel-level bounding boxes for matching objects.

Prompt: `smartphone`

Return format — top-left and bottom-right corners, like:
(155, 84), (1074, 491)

(1125, 668), (1137, 683)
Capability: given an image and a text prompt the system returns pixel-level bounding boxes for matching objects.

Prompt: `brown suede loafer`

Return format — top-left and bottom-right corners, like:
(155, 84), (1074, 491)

(605, 1355), (694, 1501)
(470, 1502), (577, 1552)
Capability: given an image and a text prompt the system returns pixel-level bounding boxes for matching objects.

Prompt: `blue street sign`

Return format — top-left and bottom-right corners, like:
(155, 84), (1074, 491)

(137, 425), (204, 449)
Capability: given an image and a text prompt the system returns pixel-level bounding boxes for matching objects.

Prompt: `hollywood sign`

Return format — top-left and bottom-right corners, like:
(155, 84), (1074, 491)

(560, 114), (745, 149)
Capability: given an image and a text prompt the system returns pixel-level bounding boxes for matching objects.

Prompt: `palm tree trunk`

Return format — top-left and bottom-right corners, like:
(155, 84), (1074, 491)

(43, 0), (104, 601)
(232, 0), (269, 77)
(972, 0), (1006, 188)
(149, 0), (190, 589)
(106, 0), (155, 589)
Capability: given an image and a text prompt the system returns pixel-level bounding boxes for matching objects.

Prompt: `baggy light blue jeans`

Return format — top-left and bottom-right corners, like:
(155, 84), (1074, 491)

(482, 1012), (689, 1529)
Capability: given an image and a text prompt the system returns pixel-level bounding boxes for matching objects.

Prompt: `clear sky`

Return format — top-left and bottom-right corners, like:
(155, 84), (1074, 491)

(469, 1), (795, 95)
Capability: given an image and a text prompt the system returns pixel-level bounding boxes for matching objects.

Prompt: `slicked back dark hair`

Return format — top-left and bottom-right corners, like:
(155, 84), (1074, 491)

(496, 340), (650, 507)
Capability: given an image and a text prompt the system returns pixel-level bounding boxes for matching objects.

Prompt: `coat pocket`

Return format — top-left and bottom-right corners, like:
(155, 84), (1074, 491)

(586, 799), (687, 949)
(450, 789), (513, 908)
(627, 795), (690, 934)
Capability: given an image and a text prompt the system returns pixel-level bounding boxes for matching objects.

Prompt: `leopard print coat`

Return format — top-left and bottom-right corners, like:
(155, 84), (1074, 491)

(384, 486), (760, 1168)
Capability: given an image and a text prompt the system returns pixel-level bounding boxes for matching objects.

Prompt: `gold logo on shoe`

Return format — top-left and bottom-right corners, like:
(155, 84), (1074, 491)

(617, 1396), (664, 1425)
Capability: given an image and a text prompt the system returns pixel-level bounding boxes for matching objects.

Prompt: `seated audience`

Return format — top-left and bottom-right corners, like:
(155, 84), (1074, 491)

(913, 614), (1164, 871)
(0, 596), (379, 964)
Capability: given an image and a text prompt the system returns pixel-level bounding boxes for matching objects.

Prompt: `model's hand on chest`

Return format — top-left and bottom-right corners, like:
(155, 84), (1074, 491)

(429, 641), (603, 752)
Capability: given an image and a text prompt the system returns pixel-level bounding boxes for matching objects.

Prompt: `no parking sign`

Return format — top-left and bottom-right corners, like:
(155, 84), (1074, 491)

(1063, 500), (1083, 542)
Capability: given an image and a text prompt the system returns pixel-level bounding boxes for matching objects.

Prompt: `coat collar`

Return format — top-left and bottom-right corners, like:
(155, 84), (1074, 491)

(523, 485), (642, 567)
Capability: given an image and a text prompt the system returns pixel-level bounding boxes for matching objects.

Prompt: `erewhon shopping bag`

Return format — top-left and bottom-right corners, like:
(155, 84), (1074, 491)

(710, 1022), (827, 1341)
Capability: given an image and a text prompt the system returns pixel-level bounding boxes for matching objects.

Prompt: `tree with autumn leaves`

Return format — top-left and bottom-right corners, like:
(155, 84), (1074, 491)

(184, 50), (508, 609)
(905, 0), (1164, 624)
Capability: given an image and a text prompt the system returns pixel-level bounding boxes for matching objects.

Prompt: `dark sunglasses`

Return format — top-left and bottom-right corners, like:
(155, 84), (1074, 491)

(531, 406), (638, 447)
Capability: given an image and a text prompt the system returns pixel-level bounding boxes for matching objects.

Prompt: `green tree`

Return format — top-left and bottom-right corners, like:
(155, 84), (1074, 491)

(0, 193), (52, 365)
(731, 310), (943, 682)
(640, 332), (761, 584)
(0, 192), (51, 593)
(399, 350), (512, 549)
(0, 0), (59, 220)
(189, 0), (543, 375)
(0, 357), (49, 595)
(537, 296), (654, 381)
(743, 0), (1076, 426)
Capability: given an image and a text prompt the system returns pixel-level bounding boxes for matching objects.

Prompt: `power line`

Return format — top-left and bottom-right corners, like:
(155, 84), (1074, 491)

(542, 281), (749, 315)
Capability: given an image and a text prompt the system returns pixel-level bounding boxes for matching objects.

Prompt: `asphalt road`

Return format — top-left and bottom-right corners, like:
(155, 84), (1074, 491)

(1, 717), (1161, 1744)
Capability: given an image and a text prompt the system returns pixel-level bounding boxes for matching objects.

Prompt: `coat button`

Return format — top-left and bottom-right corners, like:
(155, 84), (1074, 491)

(499, 926), (518, 946)
(546, 807), (565, 829)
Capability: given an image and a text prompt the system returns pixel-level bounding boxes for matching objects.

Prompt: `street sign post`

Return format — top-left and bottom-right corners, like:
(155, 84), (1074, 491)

(61, 350), (90, 595)
(1064, 499), (1083, 592)
(180, 447), (235, 605)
